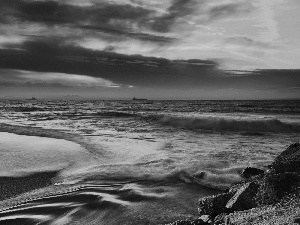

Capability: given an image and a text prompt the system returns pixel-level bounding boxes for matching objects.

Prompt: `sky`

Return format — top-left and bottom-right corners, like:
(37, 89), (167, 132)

(0, 0), (299, 99)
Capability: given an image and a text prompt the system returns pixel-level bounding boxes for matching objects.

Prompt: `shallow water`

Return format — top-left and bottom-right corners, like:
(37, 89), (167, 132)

(0, 100), (299, 224)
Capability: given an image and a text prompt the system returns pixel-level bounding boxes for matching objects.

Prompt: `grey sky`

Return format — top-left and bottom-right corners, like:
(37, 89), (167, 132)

(0, 0), (299, 99)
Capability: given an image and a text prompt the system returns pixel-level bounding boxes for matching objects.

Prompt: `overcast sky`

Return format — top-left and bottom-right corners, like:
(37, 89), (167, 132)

(0, 0), (299, 99)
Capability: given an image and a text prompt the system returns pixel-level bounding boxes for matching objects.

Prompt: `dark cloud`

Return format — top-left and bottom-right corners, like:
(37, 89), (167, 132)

(1, 0), (152, 25)
(0, 0), (175, 44)
(75, 24), (176, 44)
(0, 39), (222, 88)
(0, 39), (299, 93)
(0, 0), (255, 48)
(148, 0), (197, 32)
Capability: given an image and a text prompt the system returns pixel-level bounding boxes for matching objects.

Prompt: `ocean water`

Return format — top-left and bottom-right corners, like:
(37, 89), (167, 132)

(0, 100), (299, 224)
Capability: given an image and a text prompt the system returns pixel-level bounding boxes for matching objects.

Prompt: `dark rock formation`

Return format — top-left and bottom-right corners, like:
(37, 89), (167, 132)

(240, 167), (264, 179)
(226, 182), (259, 211)
(294, 217), (300, 224)
(198, 193), (233, 217)
(272, 142), (300, 173)
(198, 215), (212, 224)
(214, 213), (228, 224)
(166, 218), (211, 225)
(255, 170), (300, 206)
(197, 142), (300, 224)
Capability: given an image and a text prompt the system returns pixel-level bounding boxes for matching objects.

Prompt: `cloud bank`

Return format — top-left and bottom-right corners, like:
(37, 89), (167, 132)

(0, 0), (299, 99)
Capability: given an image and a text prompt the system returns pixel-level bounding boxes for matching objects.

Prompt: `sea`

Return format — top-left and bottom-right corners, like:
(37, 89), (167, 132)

(0, 100), (299, 224)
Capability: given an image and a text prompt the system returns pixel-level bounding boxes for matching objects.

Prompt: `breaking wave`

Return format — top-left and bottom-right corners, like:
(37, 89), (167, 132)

(96, 111), (136, 118)
(149, 169), (242, 190)
(146, 115), (300, 133)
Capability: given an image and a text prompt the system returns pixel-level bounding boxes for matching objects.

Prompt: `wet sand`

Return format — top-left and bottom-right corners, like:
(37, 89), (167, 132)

(0, 132), (94, 175)
(0, 171), (59, 201)
(0, 132), (94, 202)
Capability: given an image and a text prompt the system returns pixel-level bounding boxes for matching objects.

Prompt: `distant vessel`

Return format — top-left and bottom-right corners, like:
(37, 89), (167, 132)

(132, 97), (148, 101)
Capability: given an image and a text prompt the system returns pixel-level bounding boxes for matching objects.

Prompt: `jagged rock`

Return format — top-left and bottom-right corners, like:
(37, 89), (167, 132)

(224, 189), (300, 225)
(240, 167), (264, 179)
(198, 193), (233, 217)
(171, 143), (300, 225)
(294, 217), (300, 224)
(272, 142), (300, 173)
(198, 215), (212, 224)
(255, 170), (300, 206)
(226, 181), (247, 195)
(214, 213), (228, 225)
(226, 182), (259, 211)
(166, 218), (211, 225)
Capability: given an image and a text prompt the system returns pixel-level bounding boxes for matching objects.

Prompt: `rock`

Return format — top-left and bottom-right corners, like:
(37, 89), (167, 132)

(226, 182), (259, 211)
(272, 142), (300, 173)
(198, 215), (212, 224)
(223, 203), (296, 225)
(255, 170), (300, 206)
(226, 181), (248, 195)
(240, 167), (264, 179)
(198, 193), (233, 217)
(166, 218), (211, 225)
(214, 213), (227, 225)
(170, 143), (300, 225)
(294, 217), (300, 224)
(166, 220), (189, 225)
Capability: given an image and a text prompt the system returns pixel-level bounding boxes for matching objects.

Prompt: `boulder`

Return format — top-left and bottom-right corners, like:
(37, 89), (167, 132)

(166, 218), (211, 225)
(170, 143), (300, 225)
(240, 167), (264, 179)
(294, 217), (300, 224)
(198, 192), (233, 217)
(272, 143), (300, 173)
(214, 213), (228, 225)
(198, 215), (212, 224)
(225, 182), (259, 211)
(255, 170), (300, 206)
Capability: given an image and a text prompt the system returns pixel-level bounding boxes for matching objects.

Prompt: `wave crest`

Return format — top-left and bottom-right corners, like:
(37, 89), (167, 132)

(147, 115), (300, 133)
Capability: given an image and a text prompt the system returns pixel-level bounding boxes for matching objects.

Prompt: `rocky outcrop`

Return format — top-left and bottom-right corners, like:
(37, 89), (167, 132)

(198, 193), (233, 217)
(166, 217), (212, 225)
(202, 142), (300, 225)
(170, 142), (300, 225)
(225, 182), (259, 211)
(272, 142), (300, 173)
(240, 167), (264, 179)
(255, 170), (300, 206)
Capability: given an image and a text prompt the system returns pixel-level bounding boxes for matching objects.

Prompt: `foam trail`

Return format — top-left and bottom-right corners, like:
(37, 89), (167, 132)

(0, 182), (162, 224)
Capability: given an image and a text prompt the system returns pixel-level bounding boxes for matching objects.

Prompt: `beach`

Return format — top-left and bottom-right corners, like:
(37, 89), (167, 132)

(0, 100), (299, 224)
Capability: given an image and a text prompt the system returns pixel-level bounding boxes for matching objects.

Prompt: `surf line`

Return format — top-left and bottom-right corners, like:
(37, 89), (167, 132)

(0, 180), (137, 213)
(0, 184), (85, 213)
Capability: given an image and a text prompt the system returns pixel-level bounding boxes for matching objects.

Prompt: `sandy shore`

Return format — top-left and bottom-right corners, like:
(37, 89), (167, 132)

(0, 171), (59, 201)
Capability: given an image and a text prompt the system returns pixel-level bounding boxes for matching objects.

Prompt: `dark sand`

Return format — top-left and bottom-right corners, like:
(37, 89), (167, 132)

(0, 171), (59, 201)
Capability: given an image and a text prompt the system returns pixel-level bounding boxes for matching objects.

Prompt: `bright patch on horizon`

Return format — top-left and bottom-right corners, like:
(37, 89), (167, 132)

(7, 70), (122, 88)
